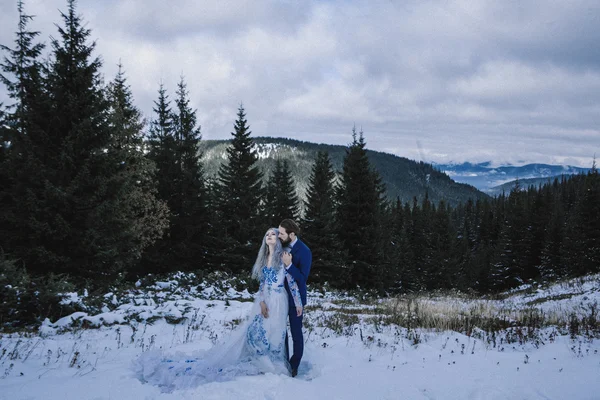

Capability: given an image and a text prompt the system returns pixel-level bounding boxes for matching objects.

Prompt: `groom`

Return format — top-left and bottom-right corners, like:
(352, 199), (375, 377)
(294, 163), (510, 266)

(279, 219), (312, 377)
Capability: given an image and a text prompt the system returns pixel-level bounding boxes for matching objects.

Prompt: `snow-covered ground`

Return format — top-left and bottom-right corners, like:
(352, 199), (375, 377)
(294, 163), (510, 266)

(1, 273), (599, 400)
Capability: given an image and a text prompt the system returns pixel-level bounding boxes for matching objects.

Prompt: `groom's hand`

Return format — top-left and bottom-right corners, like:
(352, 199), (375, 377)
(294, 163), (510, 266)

(282, 252), (292, 268)
(296, 306), (303, 317)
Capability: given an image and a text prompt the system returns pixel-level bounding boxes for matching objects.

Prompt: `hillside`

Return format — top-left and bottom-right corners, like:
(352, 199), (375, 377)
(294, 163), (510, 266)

(200, 137), (487, 207)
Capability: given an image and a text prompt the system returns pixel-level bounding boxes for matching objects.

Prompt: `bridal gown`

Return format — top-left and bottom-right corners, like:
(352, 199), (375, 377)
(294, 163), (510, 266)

(135, 265), (302, 392)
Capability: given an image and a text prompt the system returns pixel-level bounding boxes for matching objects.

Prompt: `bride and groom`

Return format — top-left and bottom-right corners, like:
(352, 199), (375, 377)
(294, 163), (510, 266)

(136, 219), (312, 391)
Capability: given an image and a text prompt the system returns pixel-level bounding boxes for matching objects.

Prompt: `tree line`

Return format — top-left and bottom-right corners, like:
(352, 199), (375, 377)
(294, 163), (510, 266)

(1, 1), (599, 326)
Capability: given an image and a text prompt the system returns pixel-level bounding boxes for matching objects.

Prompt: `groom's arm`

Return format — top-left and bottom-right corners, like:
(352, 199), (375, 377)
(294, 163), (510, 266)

(286, 247), (312, 286)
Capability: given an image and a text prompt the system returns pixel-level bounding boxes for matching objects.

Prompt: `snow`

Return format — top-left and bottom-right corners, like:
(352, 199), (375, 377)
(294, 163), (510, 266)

(1, 275), (599, 399)
(59, 292), (85, 306)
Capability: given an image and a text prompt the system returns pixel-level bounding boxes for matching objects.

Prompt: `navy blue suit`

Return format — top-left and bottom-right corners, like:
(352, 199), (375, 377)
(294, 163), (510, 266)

(283, 238), (311, 371)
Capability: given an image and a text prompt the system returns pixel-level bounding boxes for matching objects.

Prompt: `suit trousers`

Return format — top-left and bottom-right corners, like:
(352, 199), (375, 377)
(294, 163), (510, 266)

(285, 307), (304, 371)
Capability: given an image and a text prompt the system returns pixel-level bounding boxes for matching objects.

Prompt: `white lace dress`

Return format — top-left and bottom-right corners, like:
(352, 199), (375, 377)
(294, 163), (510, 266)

(135, 266), (302, 392)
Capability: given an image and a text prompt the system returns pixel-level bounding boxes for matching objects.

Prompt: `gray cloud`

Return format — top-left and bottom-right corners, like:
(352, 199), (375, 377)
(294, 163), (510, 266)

(1, 0), (598, 167)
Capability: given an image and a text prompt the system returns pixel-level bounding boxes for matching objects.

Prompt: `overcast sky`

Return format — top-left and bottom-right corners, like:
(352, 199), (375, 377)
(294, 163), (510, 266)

(1, 0), (599, 167)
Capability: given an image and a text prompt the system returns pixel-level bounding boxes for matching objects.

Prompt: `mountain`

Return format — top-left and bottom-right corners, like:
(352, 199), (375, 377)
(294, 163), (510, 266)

(200, 137), (487, 208)
(433, 162), (591, 193)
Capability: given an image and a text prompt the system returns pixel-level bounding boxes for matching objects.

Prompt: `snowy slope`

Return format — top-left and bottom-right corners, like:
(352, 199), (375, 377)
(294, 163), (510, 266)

(1, 274), (599, 400)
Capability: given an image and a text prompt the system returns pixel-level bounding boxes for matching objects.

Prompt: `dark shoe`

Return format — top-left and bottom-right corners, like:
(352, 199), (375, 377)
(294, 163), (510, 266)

(291, 368), (298, 377)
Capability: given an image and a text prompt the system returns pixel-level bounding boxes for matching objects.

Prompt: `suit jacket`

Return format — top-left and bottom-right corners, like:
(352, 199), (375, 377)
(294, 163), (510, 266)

(284, 238), (311, 307)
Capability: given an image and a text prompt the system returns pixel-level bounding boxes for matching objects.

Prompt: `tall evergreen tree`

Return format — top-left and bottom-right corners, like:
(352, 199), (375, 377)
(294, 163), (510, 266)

(143, 78), (209, 273)
(214, 105), (264, 272)
(336, 128), (387, 290)
(562, 165), (600, 276)
(105, 64), (170, 271)
(170, 77), (209, 270)
(302, 151), (345, 286)
(0, 0), (48, 254)
(429, 200), (454, 289)
(0, 0), (45, 137)
(395, 201), (418, 291)
(387, 198), (409, 291)
(265, 159), (299, 226)
(489, 183), (529, 290)
(1, 0), (167, 286)
(539, 191), (565, 281)
(146, 83), (177, 203)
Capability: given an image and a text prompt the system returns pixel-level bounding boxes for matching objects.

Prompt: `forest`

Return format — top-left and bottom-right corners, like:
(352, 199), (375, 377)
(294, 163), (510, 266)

(1, 0), (599, 328)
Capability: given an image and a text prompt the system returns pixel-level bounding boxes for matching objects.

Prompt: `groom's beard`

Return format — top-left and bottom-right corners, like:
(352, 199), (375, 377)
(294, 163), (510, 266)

(280, 237), (292, 247)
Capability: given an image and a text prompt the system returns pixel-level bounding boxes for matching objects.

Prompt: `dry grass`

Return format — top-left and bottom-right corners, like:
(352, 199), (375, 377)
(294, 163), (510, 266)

(307, 287), (600, 341)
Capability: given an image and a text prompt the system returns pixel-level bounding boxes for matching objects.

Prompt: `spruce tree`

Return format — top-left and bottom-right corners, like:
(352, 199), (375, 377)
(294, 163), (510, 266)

(143, 78), (209, 273)
(430, 200), (454, 289)
(387, 198), (408, 291)
(143, 83), (179, 273)
(302, 151), (345, 286)
(336, 127), (387, 290)
(146, 83), (178, 204)
(1, 0), (167, 286)
(396, 201), (417, 292)
(0, 0), (46, 137)
(37, 0), (112, 281)
(0, 0), (48, 256)
(539, 193), (565, 281)
(265, 159), (299, 226)
(214, 105), (263, 273)
(489, 185), (529, 291)
(562, 165), (600, 276)
(105, 64), (170, 272)
(170, 77), (209, 270)
(472, 198), (496, 292)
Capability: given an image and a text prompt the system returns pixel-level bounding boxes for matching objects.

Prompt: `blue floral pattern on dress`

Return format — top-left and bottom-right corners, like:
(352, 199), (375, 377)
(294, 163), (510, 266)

(246, 314), (270, 355)
(262, 266), (278, 284)
(248, 266), (301, 360)
(284, 269), (302, 308)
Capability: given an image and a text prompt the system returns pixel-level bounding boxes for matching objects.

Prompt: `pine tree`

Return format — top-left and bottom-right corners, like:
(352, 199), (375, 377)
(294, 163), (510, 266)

(146, 83), (178, 203)
(336, 127), (387, 290)
(0, 106), (10, 245)
(143, 78), (210, 273)
(104, 64), (170, 272)
(0, 0), (48, 255)
(488, 185), (529, 291)
(214, 105), (264, 273)
(2, 0), (167, 286)
(34, 0), (113, 281)
(539, 192), (565, 281)
(562, 165), (600, 277)
(472, 198), (496, 292)
(141, 84), (177, 273)
(387, 198), (408, 291)
(396, 201), (418, 292)
(170, 77), (209, 270)
(0, 0), (46, 137)
(302, 151), (345, 286)
(430, 200), (454, 289)
(265, 159), (299, 226)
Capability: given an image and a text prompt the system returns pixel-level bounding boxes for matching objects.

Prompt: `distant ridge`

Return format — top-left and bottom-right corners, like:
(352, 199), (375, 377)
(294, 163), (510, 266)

(433, 161), (591, 192)
(486, 175), (580, 197)
(200, 137), (487, 208)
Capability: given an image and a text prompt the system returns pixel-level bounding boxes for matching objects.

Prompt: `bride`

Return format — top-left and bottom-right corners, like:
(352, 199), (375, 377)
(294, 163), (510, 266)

(135, 228), (303, 391)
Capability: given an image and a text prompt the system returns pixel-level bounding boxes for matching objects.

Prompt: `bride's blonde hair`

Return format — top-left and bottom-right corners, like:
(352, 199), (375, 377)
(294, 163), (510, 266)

(251, 228), (284, 280)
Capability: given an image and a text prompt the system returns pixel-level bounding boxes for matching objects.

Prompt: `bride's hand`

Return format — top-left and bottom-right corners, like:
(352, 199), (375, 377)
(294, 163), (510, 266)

(260, 301), (269, 318)
(296, 306), (303, 317)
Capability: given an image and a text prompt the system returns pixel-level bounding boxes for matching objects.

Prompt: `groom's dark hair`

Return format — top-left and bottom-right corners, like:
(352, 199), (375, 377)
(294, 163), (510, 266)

(279, 219), (301, 236)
